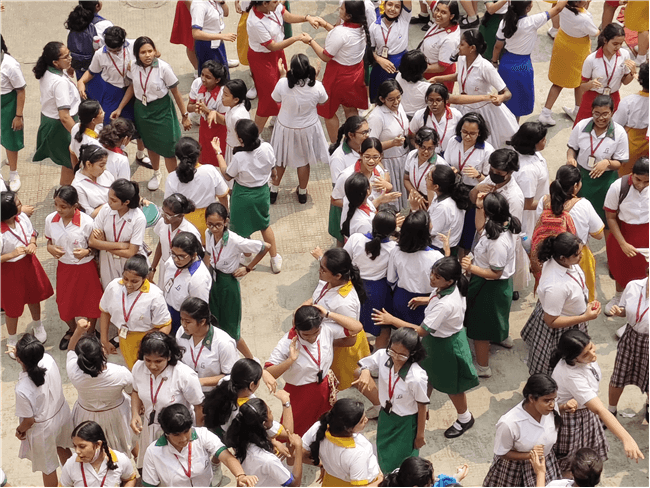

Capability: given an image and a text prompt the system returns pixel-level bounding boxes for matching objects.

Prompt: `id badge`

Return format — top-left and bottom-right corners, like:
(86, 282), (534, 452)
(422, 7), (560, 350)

(149, 410), (156, 425)
(587, 155), (597, 168)
(603, 87), (611, 96)
(317, 370), (324, 384)
(119, 326), (129, 339)
(384, 400), (393, 415)
(164, 279), (173, 293)
(380, 46), (389, 59)
(141, 95), (148, 107)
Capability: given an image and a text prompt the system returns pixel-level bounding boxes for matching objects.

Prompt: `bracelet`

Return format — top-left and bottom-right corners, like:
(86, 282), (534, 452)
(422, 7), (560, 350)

(245, 266), (253, 273)
(182, 112), (189, 117)
(15, 115), (23, 118)
(149, 266), (156, 272)
(283, 401), (291, 408)
(236, 474), (247, 479)
(325, 310), (330, 318)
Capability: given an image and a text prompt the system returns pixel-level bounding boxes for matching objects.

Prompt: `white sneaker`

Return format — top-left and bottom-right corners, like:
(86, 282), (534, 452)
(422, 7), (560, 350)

(366, 405), (381, 419)
(616, 324), (628, 339)
(604, 294), (622, 316)
(9, 173), (21, 192)
(563, 105), (578, 121)
(147, 171), (162, 191)
(227, 59), (240, 69)
(33, 323), (47, 343)
(270, 254), (283, 274)
(498, 336), (514, 349)
(476, 364), (492, 378)
(538, 111), (557, 126)
(547, 27), (558, 39)
(246, 86), (258, 99)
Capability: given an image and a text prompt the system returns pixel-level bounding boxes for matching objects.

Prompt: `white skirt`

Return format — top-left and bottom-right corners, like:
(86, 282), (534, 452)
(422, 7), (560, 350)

(71, 393), (133, 455)
(513, 236), (530, 292)
(99, 249), (150, 290)
(455, 101), (519, 150)
(136, 415), (163, 469)
(382, 153), (409, 210)
(270, 119), (329, 169)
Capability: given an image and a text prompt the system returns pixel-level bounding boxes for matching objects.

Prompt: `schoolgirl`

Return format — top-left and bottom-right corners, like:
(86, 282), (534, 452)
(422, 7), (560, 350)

(491, 1), (567, 120)
(113, 36), (191, 191)
(395, 50), (430, 118)
(343, 210), (397, 348)
(381, 456), (468, 487)
(426, 165), (470, 251)
(190, 0), (236, 80)
(479, 0), (509, 61)
(32, 41), (81, 186)
(538, 1), (599, 127)
(44, 186), (103, 349)
(531, 447), (603, 488)
(340, 173), (377, 240)
(302, 398), (382, 486)
(165, 137), (229, 242)
(13, 334), (72, 487)
(142, 403), (257, 487)
(404, 128), (445, 210)
(409, 83), (462, 155)
(574, 23), (636, 126)
(204, 202), (269, 358)
(1, 191), (53, 354)
(420, 0), (460, 92)
(98, 117), (135, 180)
(522, 233), (600, 377)
(69, 99), (103, 167)
(388, 210), (444, 325)
(461, 192), (520, 377)
(368, 0), (412, 103)
(60, 421), (136, 488)
(1, 35), (26, 192)
(89, 179), (147, 289)
(270, 53), (330, 204)
(71, 144), (114, 217)
(162, 232), (212, 336)
(624, 0), (649, 64)
(210, 78), (251, 167)
(99, 255), (171, 370)
(214, 119), (282, 272)
(550, 329), (643, 472)
(66, 321), (134, 456)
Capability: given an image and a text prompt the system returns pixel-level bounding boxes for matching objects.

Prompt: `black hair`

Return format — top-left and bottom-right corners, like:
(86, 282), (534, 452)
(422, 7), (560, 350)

(76, 143), (108, 174)
(549, 329), (591, 371)
(205, 202), (229, 222)
(133, 36), (159, 67)
(309, 398), (365, 465)
(330, 116), (366, 155)
(33, 41), (65, 79)
(174, 137), (201, 184)
(483, 192), (522, 240)
(507, 122), (547, 156)
(537, 232), (581, 264)
(398, 50), (427, 83)
(233, 119), (261, 154)
(550, 165), (582, 216)
(435, 0), (459, 25)
(78, 1), (100, 12)
(137, 330), (185, 365)
(565, 1), (582, 15)
(376, 78), (403, 106)
(99, 118), (136, 148)
(1, 190), (18, 221)
(201, 59), (227, 86)
(633, 157), (649, 176)
(597, 23), (626, 50)
(639, 62), (649, 92)
(414, 126), (439, 147)
(381, 457), (434, 487)
(343, 1), (374, 66)
(171, 231), (205, 260)
(287, 53), (316, 88)
(203, 358), (263, 429)
(592, 94), (614, 112)
(502, 1), (531, 38)
(1, 35), (9, 55)
(65, 4), (94, 32)
(226, 398), (273, 462)
(455, 112), (489, 144)
(163, 193), (196, 216)
(489, 148), (519, 173)
(522, 373), (562, 430)
(124, 254), (149, 278)
(421, 83), (449, 125)
(72, 421), (118, 471)
(431, 256), (469, 296)
(323, 248), (367, 303)
(180, 297), (215, 329)
(159, 403), (194, 435)
(110, 179), (140, 209)
(387, 328), (426, 365)
(398, 210), (432, 253)
(431, 165), (471, 210)
(341, 172), (371, 238)
(572, 448), (603, 487)
(294, 305), (324, 332)
(16, 334), (46, 387)
(54, 185), (79, 207)
(103, 26), (127, 50)
(365, 210), (397, 260)
(75, 334), (107, 378)
(224, 79), (252, 111)
(460, 29), (487, 56)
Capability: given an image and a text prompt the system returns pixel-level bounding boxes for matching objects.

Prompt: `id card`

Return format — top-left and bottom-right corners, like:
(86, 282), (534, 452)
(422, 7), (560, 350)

(119, 326), (129, 339)
(380, 46), (389, 59)
(141, 95), (148, 107)
(603, 87), (611, 96)
(165, 279), (173, 293)
(587, 155), (597, 168)
(384, 400), (393, 415)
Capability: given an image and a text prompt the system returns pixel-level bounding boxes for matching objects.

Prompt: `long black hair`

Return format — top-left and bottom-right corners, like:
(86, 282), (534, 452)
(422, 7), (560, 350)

(72, 421), (118, 470)
(507, 122), (547, 156)
(330, 116), (366, 155)
(1, 190), (18, 221)
(341, 172), (371, 238)
(54, 185), (80, 207)
(16, 334), (47, 387)
(225, 398), (274, 462)
(549, 329), (591, 371)
(387, 328), (426, 367)
(380, 457), (434, 487)
(133, 36), (159, 67)
(75, 144), (108, 174)
(550, 165), (581, 216)
(65, 3), (95, 32)
(398, 210), (432, 253)
(431, 165), (470, 210)
(431, 256), (469, 296)
(502, 1), (531, 38)
(180, 297), (218, 330)
(537, 232), (581, 264)
(522, 373), (562, 430)
(309, 398), (365, 465)
(232, 119), (261, 154)
(294, 305), (323, 332)
(343, 1), (374, 66)
(171, 231), (205, 260)
(287, 53), (316, 88)
(572, 448), (603, 487)
(174, 137), (200, 184)
(365, 210), (397, 260)
(421, 83), (449, 125)
(33, 41), (65, 79)
(75, 100), (102, 142)
(597, 23), (626, 50)
(322, 248), (367, 304)
(1, 35), (9, 55)
(224, 79), (252, 111)
(163, 193), (196, 216)
(489, 148), (520, 173)
(75, 334), (107, 378)
(159, 403), (194, 435)
(111, 179), (140, 209)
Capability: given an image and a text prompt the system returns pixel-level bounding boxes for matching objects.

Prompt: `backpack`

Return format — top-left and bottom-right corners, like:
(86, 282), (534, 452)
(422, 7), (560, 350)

(530, 195), (579, 292)
(67, 18), (99, 72)
(618, 175), (632, 206)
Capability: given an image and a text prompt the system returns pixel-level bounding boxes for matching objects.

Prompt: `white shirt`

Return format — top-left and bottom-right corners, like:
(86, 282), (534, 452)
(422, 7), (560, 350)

(558, 7), (598, 38)
(0, 53), (26, 95)
(60, 449), (135, 487)
(71, 170), (114, 214)
(341, 200), (376, 236)
(165, 164), (229, 208)
(619, 277), (649, 335)
(422, 285), (466, 337)
(104, 147), (131, 180)
(227, 142), (275, 187)
(368, 104), (409, 159)
(410, 106), (462, 154)
(536, 197), (604, 245)
(70, 123), (103, 158)
(428, 194), (465, 248)
(189, 77), (225, 121)
(603, 175), (649, 225)
(312, 280), (361, 338)
(552, 359), (601, 409)
(493, 402), (558, 457)
(329, 141), (360, 185)
(444, 137), (494, 186)
(225, 103), (250, 151)
(358, 349), (429, 416)
(513, 151), (549, 235)
(387, 247), (444, 293)
(191, 0), (226, 49)
(456, 54), (506, 99)
(344, 232), (396, 281)
(205, 229), (265, 275)
(483, 175), (525, 222)
(39, 68), (81, 118)
(88, 42), (136, 87)
(369, 7), (411, 55)
(538, 260), (588, 317)
(395, 73), (430, 117)
(1, 213), (36, 263)
(162, 257), (212, 311)
(473, 230), (517, 279)
(127, 59), (178, 103)
(153, 218), (202, 285)
(567, 119), (629, 171)
(324, 23), (366, 65)
(547, 480), (575, 487)
(241, 444), (293, 487)
(612, 92), (649, 130)
(404, 150), (445, 195)
(93, 204), (147, 250)
(495, 12), (550, 55)
(43, 209), (95, 265)
(334, 162), (387, 204)
(581, 48), (631, 94)
(15, 354), (66, 422)
(272, 77), (328, 128)
(421, 24), (460, 68)
(247, 4), (285, 53)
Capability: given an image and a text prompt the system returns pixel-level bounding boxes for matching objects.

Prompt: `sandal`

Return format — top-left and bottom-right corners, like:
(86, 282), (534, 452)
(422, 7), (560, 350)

(59, 330), (74, 351)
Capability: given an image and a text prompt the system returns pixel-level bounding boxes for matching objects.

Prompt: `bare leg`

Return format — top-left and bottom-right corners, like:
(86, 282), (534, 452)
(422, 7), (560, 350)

(474, 340), (490, 367)
(608, 384), (624, 408)
(297, 165), (310, 190)
(343, 106), (359, 119)
(325, 115), (340, 143)
(61, 166), (74, 186)
(236, 337), (254, 359)
(544, 84), (563, 110)
(137, 139), (146, 153)
(6, 315), (18, 336)
(604, 228), (610, 241)
(255, 115), (269, 134)
(64, 319), (76, 334)
(148, 151), (161, 171)
(43, 471), (58, 488)
(601, 2), (617, 29)
(27, 302), (41, 321)
(459, 0), (477, 16)
(6, 149), (18, 171)
(374, 327), (391, 350)
(164, 156), (177, 173)
(260, 226), (278, 257)
(186, 47), (199, 71)
(131, 441), (140, 460)
(551, 14), (559, 30)
(449, 392), (468, 414)
(418, 0), (428, 16)
(273, 166), (286, 187)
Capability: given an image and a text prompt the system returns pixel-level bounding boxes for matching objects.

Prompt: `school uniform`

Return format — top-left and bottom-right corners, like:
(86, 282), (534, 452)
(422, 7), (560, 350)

(153, 218), (202, 288)
(33, 67), (81, 168)
(189, 77), (227, 166)
(132, 360), (205, 469)
(270, 77), (329, 169)
(60, 449), (135, 487)
(44, 209), (103, 321)
(483, 402), (561, 487)
(70, 123), (103, 159)
(191, 0), (230, 79)
(409, 106), (462, 155)
(0, 53), (25, 152)
(142, 427), (227, 487)
(15, 353), (73, 474)
(328, 142), (360, 242)
(241, 444), (293, 487)
(428, 194), (465, 249)
(404, 149), (447, 197)
(613, 91), (649, 176)
(420, 23), (460, 92)
(1, 213), (54, 318)
(171, 0), (196, 49)
(513, 152), (550, 237)
(344, 232), (396, 336)
(126, 59), (180, 158)
(99, 277), (171, 369)
(71, 170), (114, 214)
(334, 161), (387, 211)
(395, 73), (430, 117)
(205, 229), (264, 341)
(522, 260), (589, 377)
(224, 103), (250, 166)
(103, 146), (131, 180)
(66, 350), (134, 454)
(552, 359), (609, 473)
(480, 1), (508, 61)
(341, 200), (377, 237)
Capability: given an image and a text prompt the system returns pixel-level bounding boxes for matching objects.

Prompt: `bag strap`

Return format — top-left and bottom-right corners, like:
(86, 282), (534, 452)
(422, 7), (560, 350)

(618, 175), (632, 206)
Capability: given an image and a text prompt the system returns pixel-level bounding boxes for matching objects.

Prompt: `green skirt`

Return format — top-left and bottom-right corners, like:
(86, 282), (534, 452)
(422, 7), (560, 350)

(480, 13), (504, 61)
(465, 276), (513, 342)
(1, 90), (24, 151)
(578, 166), (619, 226)
(33, 114), (74, 168)
(328, 203), (344, 242)
(209, 269), (241, 340)
(230, 182), (270, 238)
(134, 94), (180, 158)
(420, 329), (479, 395)
(377, 409), (418, 474)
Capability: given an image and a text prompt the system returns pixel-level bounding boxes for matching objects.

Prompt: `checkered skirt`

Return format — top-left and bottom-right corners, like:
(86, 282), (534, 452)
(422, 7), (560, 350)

(482, 450), (561, 487)
(554, 408), (609, 473)
(521, 301), (589, 376)
(610, 325), (649, 393)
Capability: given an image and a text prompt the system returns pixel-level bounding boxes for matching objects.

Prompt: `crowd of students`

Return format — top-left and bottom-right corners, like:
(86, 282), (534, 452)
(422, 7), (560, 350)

(1, 0), (649, 486)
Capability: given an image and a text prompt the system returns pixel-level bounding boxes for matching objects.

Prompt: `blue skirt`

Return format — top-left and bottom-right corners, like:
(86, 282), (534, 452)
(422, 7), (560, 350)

(168, 305), (181, 336)
(361, 277), (390, 336)
(498, 51), (534, 117)
(369, 50), (406, 103)
(100, 82), (135, 126)
(76, 68), (105, 103)
(392, 286), (429, 326)
(459, 205), (476, 251)
(195, 39), (230, 79)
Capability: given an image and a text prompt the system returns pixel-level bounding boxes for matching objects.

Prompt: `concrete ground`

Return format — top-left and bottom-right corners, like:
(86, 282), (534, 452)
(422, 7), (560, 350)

(1, 1), (648, 486)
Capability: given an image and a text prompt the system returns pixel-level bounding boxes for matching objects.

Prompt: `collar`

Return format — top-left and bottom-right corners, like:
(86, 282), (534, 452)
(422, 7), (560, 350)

(583, 120), (616, 139)
(186, 259), (202, 275)
(84, 128), (98, 139)
(396, 360), (412, 380)
(47, 66), (63, 75)
(419, 153), (438, 165)
(363, 232), (390, 243)
(252, 5), (274, 19)
(237, 396), (250, 407)
(342, 21), (362, 28)
(215, 230), (230, 246)
(453, 135), (485, 149)
(549, 258), (571, 276)
(337, 281), (354, 298)
(595, 47), (619, 60)
(180, 324), (215, 351)
(142, 59), (159, 69)
(640, 91), (649, 98)
(51, 208), (82, 227)
(105, 145), (124, 154)
(155, 429), (198, 447)
(198, 84), (222, 97)
(1, 215), (20, 233)
(118, 278), (151, 293)
(102, 40), (129, 54)
(354, 159), (380, 177)
(444, 106), (454, 120)
(358, 203), (373, 216)
(325, 431), (355, 448)
(342, 140), (353, 155)
(436, 284), (456, 298)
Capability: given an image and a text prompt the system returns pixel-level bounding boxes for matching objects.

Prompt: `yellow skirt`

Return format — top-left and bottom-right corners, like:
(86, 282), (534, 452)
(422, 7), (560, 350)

(619, 127), (649, 176)
(185, 207), (207, 245)
(331, 330), (371, 391)
(237, 12), (250, 66)
(548, 30), (591, 89)
(625, 1), (649, 32)
(322, 472), (379, 487)
(580, 245), (596, 303)
(120, 331), (149, 370)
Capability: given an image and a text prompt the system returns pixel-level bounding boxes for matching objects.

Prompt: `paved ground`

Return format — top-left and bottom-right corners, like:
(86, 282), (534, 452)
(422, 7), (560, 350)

(1, 1), (648, 486)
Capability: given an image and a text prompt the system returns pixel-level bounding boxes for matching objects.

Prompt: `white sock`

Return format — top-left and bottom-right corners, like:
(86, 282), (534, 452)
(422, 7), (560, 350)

(136, 150), (146, 159)
(9, 170), (18, 178)
(7, 334), (17, 346)
(541, 107), (552, 115)
(608, 404), (617, 413)
(270, 184), (279, 192)
(467, 15), (477, 22)
(298, 187), (307, 195)
(34, 320), (43, 329)
(457, 409), (472, 424)
(153, 170), (161, 177)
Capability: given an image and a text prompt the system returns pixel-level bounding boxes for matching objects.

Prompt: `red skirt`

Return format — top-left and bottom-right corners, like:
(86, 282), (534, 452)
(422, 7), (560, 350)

(199, 117), (227, 166)
(607, 221), (649, 287)
(170, 0), (195, 50)
(56, 261), (103, 321)
(318, 60), (369, 120)
(1, 254), (54, 318)
(574, 89), (621, 127)
(424, 63), (456, 94)
(248, 49), (286, 118)
(283, 380), (332, 437)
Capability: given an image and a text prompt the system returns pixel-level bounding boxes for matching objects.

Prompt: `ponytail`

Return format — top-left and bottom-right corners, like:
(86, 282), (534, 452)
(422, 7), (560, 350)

(72, 421), (118, 471)
(549, 329), (591, 371)
(75, 99), (102, 143)
(174, 137), (200, 184)
(483, 193), (521, 240)
(502, 1), (531, 39)
(15, 334), (46, 387)
(341, 172), (370, 238)
(431, 165), (470, 210)
(364, 210), (397, 260)
(33, 41), (64, 80)
(225, 398), (273, 462)
(550, 165), (581, 216)
(330, 116), (365, 155)
(322, 248), (367, 304)
(309, 398), (364, 466)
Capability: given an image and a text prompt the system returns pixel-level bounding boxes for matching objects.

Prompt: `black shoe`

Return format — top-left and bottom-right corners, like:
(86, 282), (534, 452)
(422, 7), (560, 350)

(422, 22), (431, 31)
(512, 291), (519, 301)
(444, 415), (475, 438)
(109, 337), (120, 349)
(59, 331), (73, 351)
(459, 16), (479, 29)
(410, 14), (429, 24)
(270, 190), (278, 204)
(135, 156), (153, 169)
(296, 187), (307, 204)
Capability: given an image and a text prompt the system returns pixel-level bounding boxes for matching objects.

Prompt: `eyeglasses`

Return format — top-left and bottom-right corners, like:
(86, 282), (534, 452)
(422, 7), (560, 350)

(592, 111), (612, 120)
(387, 348), (409, 361)
(461, 129), (479, 137)
(162, 212), (182, 220)
(171, 252), (190, 261)
(59, 52), (72, 60)
(426, 98), (443, 105)
(354, 130), (370, 136)
(419, 146), (435, 153)
(384, 96), (401, 104)
(206, 222), (225, 230)
(362, 155), (382, 162)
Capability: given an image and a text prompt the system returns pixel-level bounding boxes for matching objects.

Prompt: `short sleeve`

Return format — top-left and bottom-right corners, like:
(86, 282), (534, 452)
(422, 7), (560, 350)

(539, 283), (569, 317)
(357, 349), (381, 376)
(367, 111), (385, 139)
(216, 334), (238, 375)
(409, 111), (425, 135)
(581, 55), (594, 80)
(263, 454), (293, 486)
(211, 168), (229, 197)
(317, 82), (329, 104)
(93, 204), (108, 230)
(188, 269), (212, 303)
(438, 38), (457, 66)
(324, 28), (344, 58)
(421, 301), (447, 334)
(189, 78), (201, 102)
(347, 448), (376, 485)
(487, 237), (508, 271)
(612, 99), (630, 126)
(387, 251), (398, 286)
(612, 130), (629, 161)
(301, 421), (321, 451)
(584, 200), (604, 234)
(266, 335), (291, 366)
(493, 420), (516, 456)
(141, 448), (161, 487)
(567, 124), (581, 151)
(271, 78), (286, 103)
(129, 213), (147, 247)
(495, 19), (505, 40)
(180, 366), (206, 406)
(532, 11), (551, 29)
(151, 290), (173, 327)
(14, 388), (34, 418)
(43, 215), (53, 241)
(66, 350), (79, 376)
(89, 50), (102, 75)
(53, 78), (73, 110)
(428, 201), (451, 237)
(332, 170), (350, 200)
(201, 428), (228, 457)
(160, 62), (179, 89)
(234, 235), (265, 255)
(117, 452), (136, 482)
(60, 461), (74, 487)
(565, 371), (598, 406)
(516, 170), (536, 199)
(603, 179), (621, 212)
(407, 368), (430, 404)
(483, 62), (507, 92)
(226, 153), (241, 179)
(190, 2), (206, 29)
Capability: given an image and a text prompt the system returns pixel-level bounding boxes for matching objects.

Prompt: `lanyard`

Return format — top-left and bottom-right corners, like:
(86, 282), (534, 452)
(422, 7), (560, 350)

(190, 340), (206, 370)
(392, 111), (406, 134)
(212, 241), (225, 268)
(108, 47), (127, 78)
(387, 367), (399, 401)
(105, 145), (124, 155)
(112, 215), (127, 242)
(415, 162), (432, 192)
(6, 220), (29, 246)
(83, 177), (109, 188)
(422, 25), (445, 42)
(434, 112), (450, 147)
(139, 65), (154, 98)
(458, 146), (477, 172)
(589, 130), (607, 157)
(636, 293), (648, 325)
(302, 339), (321, 370)
(268, 10), (282, 27)
(602, 51), (620, 88)
(80, 463), (109, 487)
(150, 374), (166, 411)
(174, 442), (192, 480)
(460, 65), (474, 94)
(314, 284), (331, 304)
(567, 270), (587, 303)
(122, 290), (143, 324)
(381, 20), (394, 47)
